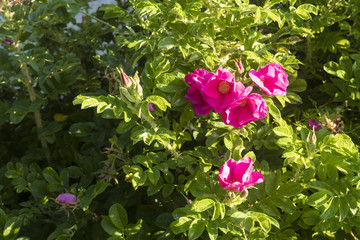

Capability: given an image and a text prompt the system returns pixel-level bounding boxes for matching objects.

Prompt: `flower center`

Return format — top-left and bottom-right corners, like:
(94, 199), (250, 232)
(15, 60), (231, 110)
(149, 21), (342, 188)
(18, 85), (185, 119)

(218, 81), (230, 94)
(260, 76), (266, 82)
(239, 98), (247, 107)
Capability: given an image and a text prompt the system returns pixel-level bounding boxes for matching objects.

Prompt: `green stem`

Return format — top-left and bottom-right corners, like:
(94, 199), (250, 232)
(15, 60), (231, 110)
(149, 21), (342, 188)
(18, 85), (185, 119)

(138, 108), (181, 159)
(79, 10), (116, 30)
(15, 38), (51, 164)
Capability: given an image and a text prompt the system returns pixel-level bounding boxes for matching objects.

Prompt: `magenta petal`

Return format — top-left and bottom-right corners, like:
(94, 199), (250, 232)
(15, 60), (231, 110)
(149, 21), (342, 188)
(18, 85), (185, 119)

(244, 171), (264, 189)
(185, 69), (209, 85)
(249, 63), (288, 96)
(233, 157), (253, 183)
(193, 104), (212, 116)
(57, 193), (77, 203)
(218, 157), (263, 193)
(219, 159), (237, 187)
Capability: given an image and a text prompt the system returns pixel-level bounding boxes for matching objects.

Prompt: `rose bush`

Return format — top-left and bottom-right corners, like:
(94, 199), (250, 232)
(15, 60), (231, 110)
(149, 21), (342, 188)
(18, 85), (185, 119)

(1, 0), (360, 239)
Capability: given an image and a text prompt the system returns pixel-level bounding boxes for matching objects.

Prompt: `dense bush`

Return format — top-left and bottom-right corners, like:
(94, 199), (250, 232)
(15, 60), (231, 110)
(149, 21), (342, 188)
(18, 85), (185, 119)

(0, 0), (360, 239)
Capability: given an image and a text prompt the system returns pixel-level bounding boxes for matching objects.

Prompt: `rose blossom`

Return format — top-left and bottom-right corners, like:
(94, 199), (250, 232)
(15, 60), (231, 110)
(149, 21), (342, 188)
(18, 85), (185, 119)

(148, 103), (155, 112)
(184, 68), (209, 85)
(185, 69), (213, 116)
(202, 66), (245, 113)
(57, 193), (77, 204)
(219, 157), (264, 192)
(308, 119), (322, 131)
(249, 63), (288, 96)
(221, 87), (267, 128)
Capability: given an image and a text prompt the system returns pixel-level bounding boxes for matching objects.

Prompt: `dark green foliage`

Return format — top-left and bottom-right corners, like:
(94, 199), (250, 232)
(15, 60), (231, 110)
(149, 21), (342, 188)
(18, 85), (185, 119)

(0, 0), (360, 239)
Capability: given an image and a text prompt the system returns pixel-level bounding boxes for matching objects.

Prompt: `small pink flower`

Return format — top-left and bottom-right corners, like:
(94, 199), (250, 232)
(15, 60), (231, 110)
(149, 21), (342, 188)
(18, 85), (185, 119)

(308, 119), (322, 131)
(185, 69), (212, 116)
(4, 38), (13, 45)
(249, 63), (288, 96)
(221, 87), (267, 128)
(148, 103), (155, 112)
(57, 193), (77, 204)
(202, 66), (245, 113)
(219, 157), (264, 192)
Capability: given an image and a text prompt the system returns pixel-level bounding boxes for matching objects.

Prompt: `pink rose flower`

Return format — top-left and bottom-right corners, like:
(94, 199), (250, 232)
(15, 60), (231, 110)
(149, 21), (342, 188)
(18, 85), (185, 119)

(308, 119), (322, 131)
(148, 103), (155, 112)
(221, 87), (267, 128)
(249, 63), (289, 96)
(219, 157), (264, 192)
(202, 66), (245, 113)
(185, 69), (213, 116)
(57, 193), (77, 204)
(184, 68), (209, 85)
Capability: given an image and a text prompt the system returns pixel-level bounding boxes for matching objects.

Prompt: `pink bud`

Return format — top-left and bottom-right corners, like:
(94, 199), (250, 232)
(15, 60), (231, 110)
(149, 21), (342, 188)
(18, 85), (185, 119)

(120, 69), (131, 88)
(4, 38), (13, 45)
(236, 60), (244, 76)
(57, 193), (77, 204)
(148, 103), (155, 112)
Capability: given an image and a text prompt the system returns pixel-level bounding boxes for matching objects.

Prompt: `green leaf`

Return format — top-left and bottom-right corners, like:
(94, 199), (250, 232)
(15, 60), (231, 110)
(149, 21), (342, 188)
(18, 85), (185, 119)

(3, 216), (23, 240)
(188, 219), (206, 240)
(191, 199), (215, 213)
(42, 167), (60, 184)
(259, 200), (280, 217)
(146, 95), (171, 111)
(308, 181), (336, 196)
(301, 210), (320, 226)
(339, 197), (349, 221)
(295, 4), (317, 20)
(101, 216), (123, 237)
(158, 37), (176, 50)
(147, 167), (160, 185)
(223, 135), (233, 151)
(125, 219), (143, 237)
(116, 120), (136, 134)
(273, 125), (293, 137)
(0, 208), (7, 232)
(206, 221), (218, 240)
(109, 203), (128, 230)
(277, 182), (302, 196)
(307, 191), (329, 207)
(170, 217), (192, 235)
(321, 197), (339, 220)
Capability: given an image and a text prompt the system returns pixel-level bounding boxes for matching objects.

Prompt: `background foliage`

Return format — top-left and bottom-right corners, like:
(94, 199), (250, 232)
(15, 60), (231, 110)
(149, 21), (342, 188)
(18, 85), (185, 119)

(0, 0), (360, 239)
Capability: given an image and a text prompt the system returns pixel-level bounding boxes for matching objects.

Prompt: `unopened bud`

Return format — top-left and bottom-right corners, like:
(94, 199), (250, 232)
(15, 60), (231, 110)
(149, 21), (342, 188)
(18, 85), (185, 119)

(148, 103), (155, 112)
(236, 60), (244, 77)
(307, 131), (317, 143)
(119, 68), (131, 88)
(56, 193), (77, 205)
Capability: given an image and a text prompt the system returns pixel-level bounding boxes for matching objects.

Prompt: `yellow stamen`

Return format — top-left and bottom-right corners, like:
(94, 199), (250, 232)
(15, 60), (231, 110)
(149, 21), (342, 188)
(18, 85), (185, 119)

(218, 81), (230, 94)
